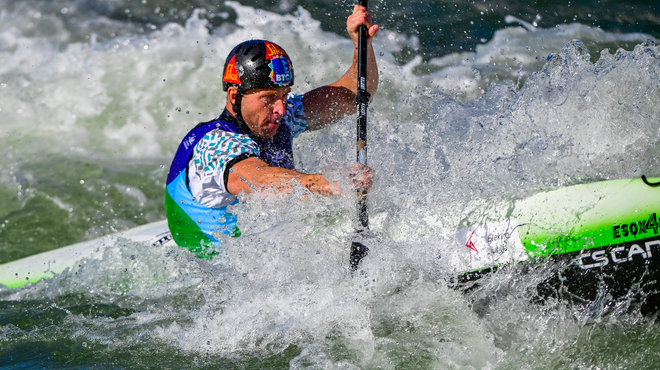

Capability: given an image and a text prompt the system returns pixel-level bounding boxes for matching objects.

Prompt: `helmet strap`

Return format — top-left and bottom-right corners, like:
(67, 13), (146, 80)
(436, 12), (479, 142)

(231, 90), (248, 128)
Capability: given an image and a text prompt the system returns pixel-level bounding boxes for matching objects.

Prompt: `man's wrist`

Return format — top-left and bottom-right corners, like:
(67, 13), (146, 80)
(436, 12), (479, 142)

(300, 174), (340, 196)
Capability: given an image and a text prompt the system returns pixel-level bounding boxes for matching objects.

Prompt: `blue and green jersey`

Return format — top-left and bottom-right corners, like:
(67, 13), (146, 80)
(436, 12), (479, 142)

(165, 94), (306, 258)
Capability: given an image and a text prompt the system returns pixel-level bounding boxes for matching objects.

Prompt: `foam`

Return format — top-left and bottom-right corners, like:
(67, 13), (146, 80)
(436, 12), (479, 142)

(2, 2), (660, 367)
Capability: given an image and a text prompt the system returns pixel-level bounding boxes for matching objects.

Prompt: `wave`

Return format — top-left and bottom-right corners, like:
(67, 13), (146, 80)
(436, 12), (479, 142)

(1, 2), (660, 368)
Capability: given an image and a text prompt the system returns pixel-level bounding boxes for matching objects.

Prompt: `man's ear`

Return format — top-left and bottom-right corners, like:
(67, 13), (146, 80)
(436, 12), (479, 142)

(227, 86), (237, 105)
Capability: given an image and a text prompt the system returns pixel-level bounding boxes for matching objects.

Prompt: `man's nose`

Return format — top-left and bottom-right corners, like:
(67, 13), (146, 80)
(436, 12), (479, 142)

(272, 98), (286, 116)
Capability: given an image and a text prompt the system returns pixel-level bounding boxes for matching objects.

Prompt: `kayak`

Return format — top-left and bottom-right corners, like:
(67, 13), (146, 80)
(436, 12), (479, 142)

(2, 176), (660, 314)
(0, 220), (174, 290)
(452, 176), (660, 313)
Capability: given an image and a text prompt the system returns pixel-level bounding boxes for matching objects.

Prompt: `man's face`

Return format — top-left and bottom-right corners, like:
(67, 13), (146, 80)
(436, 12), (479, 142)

(239, 87), (291, 139)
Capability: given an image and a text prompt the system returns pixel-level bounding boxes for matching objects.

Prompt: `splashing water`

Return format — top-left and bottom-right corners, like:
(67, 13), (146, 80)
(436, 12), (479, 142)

(1, 1), (660, 368)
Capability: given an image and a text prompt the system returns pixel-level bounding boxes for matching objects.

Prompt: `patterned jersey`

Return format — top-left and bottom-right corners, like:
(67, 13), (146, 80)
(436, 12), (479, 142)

(189, 93), (307, 207)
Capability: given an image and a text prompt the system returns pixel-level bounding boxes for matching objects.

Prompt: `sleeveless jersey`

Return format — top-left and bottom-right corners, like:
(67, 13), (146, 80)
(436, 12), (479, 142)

(165, 94), (306, 258)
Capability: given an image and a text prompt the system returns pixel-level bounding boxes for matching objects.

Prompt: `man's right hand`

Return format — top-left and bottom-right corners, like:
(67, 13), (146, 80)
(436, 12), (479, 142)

(349, 162), (374, 190)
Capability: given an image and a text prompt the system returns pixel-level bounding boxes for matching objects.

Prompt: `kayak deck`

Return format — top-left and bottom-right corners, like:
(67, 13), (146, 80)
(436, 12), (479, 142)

(0, 220), (173, 290)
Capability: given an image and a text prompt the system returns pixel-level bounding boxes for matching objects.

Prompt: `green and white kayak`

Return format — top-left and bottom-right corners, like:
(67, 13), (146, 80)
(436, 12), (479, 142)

(0, 220), (174, 290)
(455, 176), (660, 271)
(2, 176), (660, 313)
(453, 176), (660, 312)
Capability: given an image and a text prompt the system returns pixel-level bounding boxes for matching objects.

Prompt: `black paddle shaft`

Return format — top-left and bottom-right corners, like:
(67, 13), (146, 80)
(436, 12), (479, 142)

(350, 0), (371, 271)
(356, 0), (370, 229)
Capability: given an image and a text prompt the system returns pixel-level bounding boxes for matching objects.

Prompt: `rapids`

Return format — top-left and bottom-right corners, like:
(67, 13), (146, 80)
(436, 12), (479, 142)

(1, 1), (660, 368)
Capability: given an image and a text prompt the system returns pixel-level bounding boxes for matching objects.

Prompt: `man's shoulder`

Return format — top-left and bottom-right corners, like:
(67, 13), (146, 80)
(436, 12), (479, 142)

(283, 93), (306, 138)
(285, 93), (304, 108)
(196, 128), (258, 154)
(191, 118), (241, 134)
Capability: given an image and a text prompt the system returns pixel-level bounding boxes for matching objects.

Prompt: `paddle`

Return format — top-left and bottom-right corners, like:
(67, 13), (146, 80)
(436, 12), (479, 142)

(350, 0), (371, 271)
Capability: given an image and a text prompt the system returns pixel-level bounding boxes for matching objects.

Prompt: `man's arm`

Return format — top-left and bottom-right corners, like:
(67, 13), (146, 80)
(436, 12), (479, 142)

(227, 157), (373, 196)
(227, 157), (340, 196)
(303, 5), (379, 131)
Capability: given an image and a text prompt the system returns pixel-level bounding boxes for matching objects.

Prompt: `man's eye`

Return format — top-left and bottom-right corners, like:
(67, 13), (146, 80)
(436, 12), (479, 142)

(260, 94), (286, 105)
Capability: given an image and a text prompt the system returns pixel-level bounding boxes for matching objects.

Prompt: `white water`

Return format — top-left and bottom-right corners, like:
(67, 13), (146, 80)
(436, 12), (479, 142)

(2, 2), (660, 368)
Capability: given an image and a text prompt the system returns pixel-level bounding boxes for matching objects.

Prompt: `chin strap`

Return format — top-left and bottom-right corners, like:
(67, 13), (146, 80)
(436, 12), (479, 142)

(231, 90), (250, 130)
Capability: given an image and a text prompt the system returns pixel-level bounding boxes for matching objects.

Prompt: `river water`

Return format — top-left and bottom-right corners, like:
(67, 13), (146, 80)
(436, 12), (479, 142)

(1, 0), (659, 368)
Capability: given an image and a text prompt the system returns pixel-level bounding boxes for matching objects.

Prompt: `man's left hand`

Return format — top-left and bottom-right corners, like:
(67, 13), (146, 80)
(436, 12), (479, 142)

(347, 5), (379, 47)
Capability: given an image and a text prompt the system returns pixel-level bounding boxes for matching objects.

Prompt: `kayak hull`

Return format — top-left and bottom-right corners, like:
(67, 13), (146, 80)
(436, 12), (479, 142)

(452, 177), (660, 313)
(0, 220), (174, 290)
(3, 177), (660, 314)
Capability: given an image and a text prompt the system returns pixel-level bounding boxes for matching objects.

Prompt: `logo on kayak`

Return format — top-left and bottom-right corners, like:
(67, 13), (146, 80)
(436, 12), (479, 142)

(579, 239), (660, 269)
(152, 232), (173, 247)
(465, 231), (478, 252)
(456, 220), (527, 271)
(613, 213), (659, 239)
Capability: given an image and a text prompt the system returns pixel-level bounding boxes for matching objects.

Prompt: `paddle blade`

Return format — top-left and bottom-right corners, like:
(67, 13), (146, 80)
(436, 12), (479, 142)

(350, 241), (369, 271)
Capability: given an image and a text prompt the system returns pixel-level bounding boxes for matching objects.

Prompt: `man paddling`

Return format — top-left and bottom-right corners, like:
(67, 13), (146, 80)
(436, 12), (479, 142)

(165, 5), (379, 258)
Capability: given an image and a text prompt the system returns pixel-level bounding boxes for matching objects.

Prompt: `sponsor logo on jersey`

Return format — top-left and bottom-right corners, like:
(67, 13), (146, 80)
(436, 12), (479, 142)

(265, 150), (288, 166)
(223, 55), (241, 85)
(183, 134), (196, 150)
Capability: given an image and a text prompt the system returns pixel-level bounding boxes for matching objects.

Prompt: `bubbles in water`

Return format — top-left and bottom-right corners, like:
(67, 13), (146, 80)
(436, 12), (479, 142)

(0, 2), (659, 368)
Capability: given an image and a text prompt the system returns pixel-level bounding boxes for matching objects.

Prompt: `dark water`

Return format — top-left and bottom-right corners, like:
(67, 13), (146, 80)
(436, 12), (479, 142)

(2, 0), (659, 59)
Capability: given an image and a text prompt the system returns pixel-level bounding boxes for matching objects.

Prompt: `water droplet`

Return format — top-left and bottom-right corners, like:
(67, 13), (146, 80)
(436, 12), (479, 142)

(80, 180), (85, 184)
(61, 8), (68, 14)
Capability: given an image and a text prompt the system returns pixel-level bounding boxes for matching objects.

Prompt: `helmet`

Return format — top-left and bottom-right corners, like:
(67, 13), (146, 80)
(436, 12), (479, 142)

(222, 40), (294, 93)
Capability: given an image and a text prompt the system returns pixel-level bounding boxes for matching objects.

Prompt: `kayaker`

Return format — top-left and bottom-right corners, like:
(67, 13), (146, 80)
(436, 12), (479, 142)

(165, 5), (379, 257)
